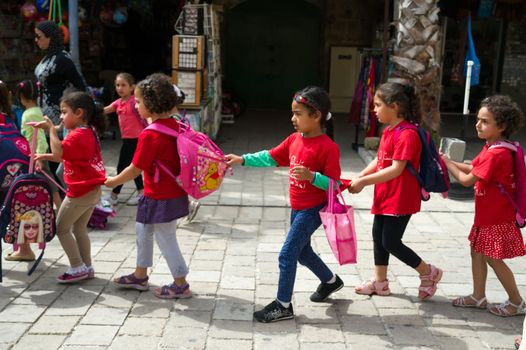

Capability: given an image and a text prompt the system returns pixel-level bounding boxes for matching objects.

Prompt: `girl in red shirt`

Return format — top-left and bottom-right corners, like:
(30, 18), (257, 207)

(443, 95), (526, 317)
(105, 73), (191, 299)
(34, 91), (106, 283)
(226, 86), (344, 323)
(350, 82), (443, 300)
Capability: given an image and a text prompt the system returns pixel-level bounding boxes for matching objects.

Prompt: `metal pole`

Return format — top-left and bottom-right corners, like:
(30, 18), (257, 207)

(68, 0), (80, 69)
(461, 60), (474, 140)
(381, 0), (389, 82)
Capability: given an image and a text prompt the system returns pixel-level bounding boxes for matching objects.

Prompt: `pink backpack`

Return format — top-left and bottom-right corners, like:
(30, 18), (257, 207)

(489, 141), (526, 227)
(146, 121), (229, 199)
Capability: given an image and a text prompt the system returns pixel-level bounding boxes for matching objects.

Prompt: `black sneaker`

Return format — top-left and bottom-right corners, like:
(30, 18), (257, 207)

(310, 274), (344, 302)
(253, 300), (294, 323)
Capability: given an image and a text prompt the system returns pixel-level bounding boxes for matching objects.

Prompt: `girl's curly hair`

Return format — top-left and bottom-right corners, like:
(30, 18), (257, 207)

(480, 95), (525, 139)
(135, 73), (178, 114)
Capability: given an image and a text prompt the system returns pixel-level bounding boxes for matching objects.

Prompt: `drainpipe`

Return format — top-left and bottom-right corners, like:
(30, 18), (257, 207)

(68, 0), (80, 70)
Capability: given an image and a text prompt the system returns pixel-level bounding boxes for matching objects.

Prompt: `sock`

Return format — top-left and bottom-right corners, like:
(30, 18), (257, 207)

(277, 299), (290, 308)
(68, 264), (87, 274)
(326, 275), (336, 284)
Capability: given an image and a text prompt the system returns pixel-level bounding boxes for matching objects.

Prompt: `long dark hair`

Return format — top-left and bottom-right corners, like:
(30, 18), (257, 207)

(0, 81), (15, 127)
(293, 86), (334, 140)
(60, 91), (107, 134)
(376, 82), (422, 124)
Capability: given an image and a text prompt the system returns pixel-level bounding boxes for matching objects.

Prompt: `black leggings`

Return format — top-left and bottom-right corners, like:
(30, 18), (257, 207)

(113, 138), (143, 194)
(372, 214), (422, 268)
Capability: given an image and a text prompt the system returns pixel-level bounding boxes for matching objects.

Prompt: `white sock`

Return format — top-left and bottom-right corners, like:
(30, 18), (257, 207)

(327, 275), (337, 284)
(277, 299), (290, 308)
(68, 264), (87, 274)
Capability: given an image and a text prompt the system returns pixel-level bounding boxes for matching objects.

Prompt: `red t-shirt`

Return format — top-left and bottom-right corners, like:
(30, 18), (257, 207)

(132, 118), (186, 200)
(61, 127), (106, 198)
(111, 96), (145, 139)
(269, 133), (341, 210)
(471, 144), (515, 226)
(372, 121), (422, 215)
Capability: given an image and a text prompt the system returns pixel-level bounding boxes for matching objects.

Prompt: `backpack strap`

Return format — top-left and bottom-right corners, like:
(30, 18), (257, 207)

(145, 122), (183, 183)
(393, 123), (421, 182)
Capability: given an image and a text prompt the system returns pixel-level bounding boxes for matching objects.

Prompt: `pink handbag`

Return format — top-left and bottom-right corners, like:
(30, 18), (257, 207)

(319, 179), (357, 265)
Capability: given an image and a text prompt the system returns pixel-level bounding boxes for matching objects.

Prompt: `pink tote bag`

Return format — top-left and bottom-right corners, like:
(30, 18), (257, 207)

(319, 179), (357, 265)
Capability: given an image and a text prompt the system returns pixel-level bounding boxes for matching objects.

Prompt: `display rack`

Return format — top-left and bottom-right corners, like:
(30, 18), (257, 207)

(174, 3), (223, 140)
(0, 14), (40, 92)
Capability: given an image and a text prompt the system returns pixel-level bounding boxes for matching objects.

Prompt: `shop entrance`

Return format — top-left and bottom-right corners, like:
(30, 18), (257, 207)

(225, 0), (321, 110)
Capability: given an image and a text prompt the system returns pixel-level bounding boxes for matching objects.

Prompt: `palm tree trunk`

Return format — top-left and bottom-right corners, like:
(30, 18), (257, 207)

(390, 0), (442, 133)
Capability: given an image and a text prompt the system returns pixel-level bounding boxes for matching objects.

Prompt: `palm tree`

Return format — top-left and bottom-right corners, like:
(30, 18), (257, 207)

(390, 0), (442, 133)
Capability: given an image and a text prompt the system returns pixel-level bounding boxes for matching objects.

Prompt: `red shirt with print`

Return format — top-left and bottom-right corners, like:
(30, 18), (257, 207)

(269, 133), (341, 210)
(372, 121), (422, 215)
(132, 118), (186, 200)
(61, 127), (106, 198)
(471, 144), (515, 226)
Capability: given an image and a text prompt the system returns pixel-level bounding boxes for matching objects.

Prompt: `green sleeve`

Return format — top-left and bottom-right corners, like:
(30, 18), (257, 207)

(311, 172), (340, 191)
(21, 109), (49, 154)
(242, 150), (278, 167)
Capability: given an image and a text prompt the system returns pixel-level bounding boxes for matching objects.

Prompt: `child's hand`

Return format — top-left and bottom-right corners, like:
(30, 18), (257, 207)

(104, 177), (118, 188)
(34, 153), (52, 162)
(30, 116), (54, 130)
(348, 178), (365, 194)
(440, 152), (450, 162)
(225, 154), (243, 166)
(291, 165), (313, 181)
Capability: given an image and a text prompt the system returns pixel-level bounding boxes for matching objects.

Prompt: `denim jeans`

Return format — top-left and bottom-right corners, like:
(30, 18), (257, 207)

(277, 203), (334, 303)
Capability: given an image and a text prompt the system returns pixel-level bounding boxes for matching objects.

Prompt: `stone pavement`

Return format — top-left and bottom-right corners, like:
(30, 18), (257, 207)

(0, 110), (524, 350)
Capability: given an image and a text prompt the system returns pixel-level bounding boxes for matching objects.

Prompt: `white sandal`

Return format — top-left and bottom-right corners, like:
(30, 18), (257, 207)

(489, 299), (526, 317)
(452, 294), (487, 309)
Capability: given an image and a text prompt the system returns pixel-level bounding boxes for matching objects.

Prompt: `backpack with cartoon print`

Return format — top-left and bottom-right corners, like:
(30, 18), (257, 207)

(0, 114), (30, 195)
(145, 118), (230, 199)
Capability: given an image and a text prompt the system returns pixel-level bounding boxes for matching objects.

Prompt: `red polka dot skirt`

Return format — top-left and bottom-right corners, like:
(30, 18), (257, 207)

(469, 222), (526, 259)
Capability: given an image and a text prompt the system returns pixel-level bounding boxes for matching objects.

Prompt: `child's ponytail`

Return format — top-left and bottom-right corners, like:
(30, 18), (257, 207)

(17, 80), (40, 103)
(376, 82), (422, 125)
(61, 91), (107, 134)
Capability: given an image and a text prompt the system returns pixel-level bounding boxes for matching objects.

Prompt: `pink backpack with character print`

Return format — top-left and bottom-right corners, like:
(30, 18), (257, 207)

(146, 120), (230, 199)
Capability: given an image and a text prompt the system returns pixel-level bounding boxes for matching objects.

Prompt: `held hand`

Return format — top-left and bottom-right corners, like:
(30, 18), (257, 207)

(225, 154), (243, 166)
(291, 165), (313, 181)
(104, 177), (118, 188)
(348, 178), (365, 194)
(34, 153), (52, 162)
(35, 160), (44, 171)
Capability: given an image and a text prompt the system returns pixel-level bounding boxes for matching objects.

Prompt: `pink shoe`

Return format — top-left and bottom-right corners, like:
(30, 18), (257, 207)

(418, 264), (443, 300)
(355, 278), (390, 296)
(56, 269), (89, 284)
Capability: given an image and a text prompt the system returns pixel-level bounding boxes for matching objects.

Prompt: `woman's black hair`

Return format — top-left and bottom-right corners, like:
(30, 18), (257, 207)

(135, 73), (179, 114)
(480, 95), (525, 139)
(17, 80), (40, 103)
(60, 91), (107, 134)
(375, 82), (422, 124)
(293, 86), (334, 140)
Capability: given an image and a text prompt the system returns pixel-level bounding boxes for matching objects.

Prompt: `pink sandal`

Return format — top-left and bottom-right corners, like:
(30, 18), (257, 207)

(418, 264), (443, 300)
(355, 278), (390, 296)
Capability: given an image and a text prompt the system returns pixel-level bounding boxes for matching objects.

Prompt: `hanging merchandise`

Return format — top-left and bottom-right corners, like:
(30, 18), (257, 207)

(20, 2), (38, 22)
(477, 0), (495, 18)
(464, 14), (480, 86)
(48, 0), (69, 44)
(113, 7), (128, 25)
(99, 6), (114, 26)
(36, 0), (50, 13)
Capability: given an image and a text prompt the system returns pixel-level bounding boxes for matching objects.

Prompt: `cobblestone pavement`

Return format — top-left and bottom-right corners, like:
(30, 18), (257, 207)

(0, 111), (523, 349)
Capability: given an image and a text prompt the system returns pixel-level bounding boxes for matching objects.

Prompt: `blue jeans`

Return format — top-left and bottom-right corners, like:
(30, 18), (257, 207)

(277, 203), (334, 303)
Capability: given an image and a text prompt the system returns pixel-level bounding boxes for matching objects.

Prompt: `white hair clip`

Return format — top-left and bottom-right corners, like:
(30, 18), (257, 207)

(326, 112), (332, 121)
(173, 84), (183, 98)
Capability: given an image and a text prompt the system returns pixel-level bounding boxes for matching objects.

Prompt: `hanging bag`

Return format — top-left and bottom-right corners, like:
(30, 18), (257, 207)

(464, 14), (480, 86)
(319, 179), (357, 265)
